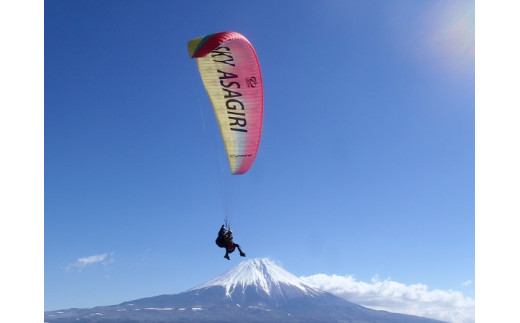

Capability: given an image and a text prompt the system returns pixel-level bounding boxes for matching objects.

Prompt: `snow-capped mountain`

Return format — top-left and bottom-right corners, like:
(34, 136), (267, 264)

(192, 258), (323, 298)
(45, 258), (445, 323)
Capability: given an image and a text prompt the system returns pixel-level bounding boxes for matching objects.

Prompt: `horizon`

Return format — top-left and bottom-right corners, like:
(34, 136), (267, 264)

(46, 257), (473, 322)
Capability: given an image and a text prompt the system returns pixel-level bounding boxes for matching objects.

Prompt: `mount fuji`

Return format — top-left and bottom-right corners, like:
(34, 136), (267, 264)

(45, 258), (445, 323)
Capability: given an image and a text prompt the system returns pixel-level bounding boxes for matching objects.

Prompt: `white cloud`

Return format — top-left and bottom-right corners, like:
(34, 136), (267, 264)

(300, 274), (474, 323)
(462, 280), (472, 287)
(66, 253), (113, 272)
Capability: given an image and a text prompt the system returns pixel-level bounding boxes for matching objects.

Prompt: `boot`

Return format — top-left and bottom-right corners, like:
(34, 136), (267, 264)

(240, 252), (246, 257)
(224, 254), (230, 260)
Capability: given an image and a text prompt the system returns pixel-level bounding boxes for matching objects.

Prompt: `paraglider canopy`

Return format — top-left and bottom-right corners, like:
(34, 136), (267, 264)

(188, 31), (263, 175)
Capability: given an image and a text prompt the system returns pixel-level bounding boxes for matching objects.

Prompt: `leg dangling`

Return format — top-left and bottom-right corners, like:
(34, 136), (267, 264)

(236, 244), (246, 257)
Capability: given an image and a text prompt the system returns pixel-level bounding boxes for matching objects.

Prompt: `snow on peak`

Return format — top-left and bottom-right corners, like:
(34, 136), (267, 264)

(192, 258), (322, 297)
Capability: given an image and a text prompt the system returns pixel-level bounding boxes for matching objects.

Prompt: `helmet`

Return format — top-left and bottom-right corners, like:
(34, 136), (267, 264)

(228, 229), (233, 234)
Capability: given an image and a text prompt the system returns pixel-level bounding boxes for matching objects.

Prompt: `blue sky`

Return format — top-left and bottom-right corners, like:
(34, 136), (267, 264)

(3, 0), (500, 322)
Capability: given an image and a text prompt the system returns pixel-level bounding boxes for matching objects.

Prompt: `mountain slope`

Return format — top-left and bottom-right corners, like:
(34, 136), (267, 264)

(45, 258), (445, 323)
